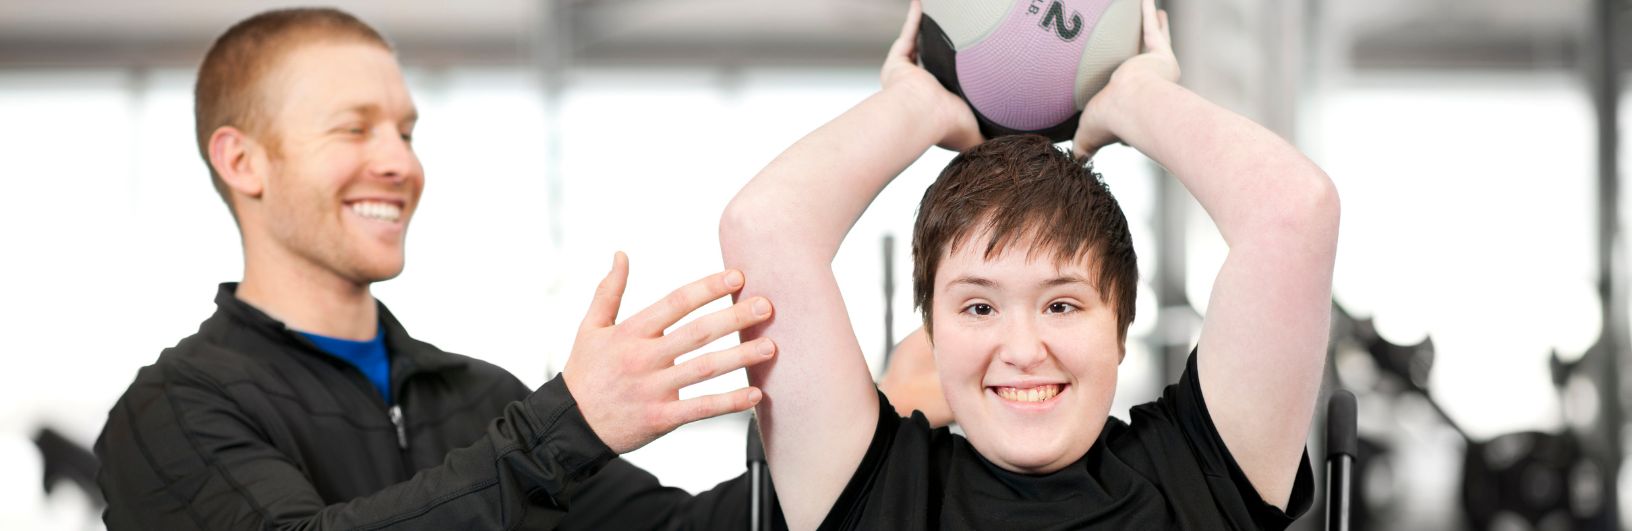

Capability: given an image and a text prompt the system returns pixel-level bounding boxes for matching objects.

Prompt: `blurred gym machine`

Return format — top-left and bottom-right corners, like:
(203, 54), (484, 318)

(1328, 301), (1618, 530)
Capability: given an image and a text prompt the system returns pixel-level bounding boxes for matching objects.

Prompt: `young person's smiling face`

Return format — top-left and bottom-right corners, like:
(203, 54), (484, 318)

(251, 40), (423, 285)
(930, 230), (1123, 474)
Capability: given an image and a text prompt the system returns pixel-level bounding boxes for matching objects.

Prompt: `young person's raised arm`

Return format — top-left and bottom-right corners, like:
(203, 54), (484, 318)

(718, 3), (979, 528)
(1073, 0), (1339, 509)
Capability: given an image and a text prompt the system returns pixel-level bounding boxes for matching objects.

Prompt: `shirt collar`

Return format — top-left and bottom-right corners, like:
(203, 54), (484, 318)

(211, 282), (468, 376)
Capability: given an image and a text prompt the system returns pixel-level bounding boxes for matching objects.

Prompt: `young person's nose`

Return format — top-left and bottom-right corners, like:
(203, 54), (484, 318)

(996, 316), (1048, 371)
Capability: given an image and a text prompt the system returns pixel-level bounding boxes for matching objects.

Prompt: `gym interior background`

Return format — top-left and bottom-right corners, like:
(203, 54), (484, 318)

(0, 0), (1626, 529)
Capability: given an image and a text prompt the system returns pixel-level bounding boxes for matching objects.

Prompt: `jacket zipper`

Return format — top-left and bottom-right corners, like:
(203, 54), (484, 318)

(388, 404), (409, 450)
(284, 327), (413, 474)
(388, 403), (413, 480)
(285, 326), (408, 451)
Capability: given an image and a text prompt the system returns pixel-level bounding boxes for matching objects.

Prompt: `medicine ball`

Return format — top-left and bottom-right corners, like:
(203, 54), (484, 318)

(918, 0), (1143, 142)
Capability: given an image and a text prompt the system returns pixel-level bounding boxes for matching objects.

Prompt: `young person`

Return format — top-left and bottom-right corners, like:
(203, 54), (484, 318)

(719, 0), (1337, 528)
(97, 8), (786, 529)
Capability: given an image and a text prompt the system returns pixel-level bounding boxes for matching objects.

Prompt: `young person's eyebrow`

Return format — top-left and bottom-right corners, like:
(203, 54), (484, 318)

(1041, 276), (1093, 288)
(948, 276), (997, 288)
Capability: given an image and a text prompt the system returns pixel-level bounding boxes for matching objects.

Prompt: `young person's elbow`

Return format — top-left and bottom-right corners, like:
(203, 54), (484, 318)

(1302, 167), (1341, 244)
(1265, 164), (1340, 247)
(719, 197), (773, 255)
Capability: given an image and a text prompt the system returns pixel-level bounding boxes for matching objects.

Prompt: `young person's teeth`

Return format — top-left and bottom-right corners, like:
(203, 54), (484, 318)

(998, 385), (1059, 403)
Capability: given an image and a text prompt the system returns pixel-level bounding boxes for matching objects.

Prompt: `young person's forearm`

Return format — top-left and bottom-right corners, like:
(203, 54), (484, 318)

(722, 82), (945, 256)
(1096, 72), (1338, 244)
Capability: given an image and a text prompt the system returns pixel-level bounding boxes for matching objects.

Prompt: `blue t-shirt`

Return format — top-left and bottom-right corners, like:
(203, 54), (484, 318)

(299, 326), (392, 405)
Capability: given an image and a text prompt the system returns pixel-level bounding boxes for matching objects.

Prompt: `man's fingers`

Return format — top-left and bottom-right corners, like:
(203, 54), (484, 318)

(666, 387), (764, 428)
(580, 251), (630, 331)
(627, 269), (745, 336)
(667, 338), (776, 389)
(660, 296), (774, 355)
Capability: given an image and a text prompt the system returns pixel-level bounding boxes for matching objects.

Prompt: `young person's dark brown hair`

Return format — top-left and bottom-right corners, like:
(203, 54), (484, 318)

(911, 134), (1138, 340)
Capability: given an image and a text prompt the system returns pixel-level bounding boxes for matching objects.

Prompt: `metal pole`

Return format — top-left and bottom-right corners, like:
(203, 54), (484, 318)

(537, 0), (572, 378)
(747, 415), (774, 531)
(1591, 0), (1625, 528)
(1325, 391), (1357, 531)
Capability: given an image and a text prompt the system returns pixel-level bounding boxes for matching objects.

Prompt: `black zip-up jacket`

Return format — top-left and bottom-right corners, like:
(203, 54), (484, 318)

(96, 283), (769, 530)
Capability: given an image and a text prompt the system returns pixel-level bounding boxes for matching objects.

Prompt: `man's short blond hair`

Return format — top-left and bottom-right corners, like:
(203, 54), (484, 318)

(194, 8), (392, 210)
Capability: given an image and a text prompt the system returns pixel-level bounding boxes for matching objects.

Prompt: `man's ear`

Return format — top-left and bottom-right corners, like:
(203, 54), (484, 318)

(208, 126), (266, 199)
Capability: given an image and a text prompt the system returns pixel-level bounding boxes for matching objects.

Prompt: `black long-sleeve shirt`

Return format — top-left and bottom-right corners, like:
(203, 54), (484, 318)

(819, 350), (1312, 530)
(96, 283), (773, 530)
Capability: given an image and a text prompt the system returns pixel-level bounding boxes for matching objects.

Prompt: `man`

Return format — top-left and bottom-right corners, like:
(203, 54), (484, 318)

(97, 8), (783, 529)
(720, 0), (1335, 528)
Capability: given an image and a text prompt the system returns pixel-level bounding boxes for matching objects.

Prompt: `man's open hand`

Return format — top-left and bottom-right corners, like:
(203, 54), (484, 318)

(563, 252), (777, 454)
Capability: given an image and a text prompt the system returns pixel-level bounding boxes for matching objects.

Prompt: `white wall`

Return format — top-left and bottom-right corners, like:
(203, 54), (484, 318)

(2, 63), (1617, 529)
(0, 63), (1165, 528)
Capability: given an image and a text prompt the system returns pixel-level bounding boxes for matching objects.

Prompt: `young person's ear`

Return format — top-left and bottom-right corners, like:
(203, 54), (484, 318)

(208, 126), (267, 200)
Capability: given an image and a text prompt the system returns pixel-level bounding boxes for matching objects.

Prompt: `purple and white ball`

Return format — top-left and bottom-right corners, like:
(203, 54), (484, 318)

(919, 0), (1143, 142)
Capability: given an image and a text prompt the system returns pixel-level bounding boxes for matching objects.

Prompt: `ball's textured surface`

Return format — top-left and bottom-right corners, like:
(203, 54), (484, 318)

(919, 0), (1143, 142)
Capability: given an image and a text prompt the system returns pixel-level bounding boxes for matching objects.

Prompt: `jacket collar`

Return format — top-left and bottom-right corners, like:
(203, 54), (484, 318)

(209, 282), (468, 376)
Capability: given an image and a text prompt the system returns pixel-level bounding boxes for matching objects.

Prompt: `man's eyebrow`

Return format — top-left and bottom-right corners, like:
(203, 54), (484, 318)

(329, 104), (417, 126)
(329, 104), (375, 119)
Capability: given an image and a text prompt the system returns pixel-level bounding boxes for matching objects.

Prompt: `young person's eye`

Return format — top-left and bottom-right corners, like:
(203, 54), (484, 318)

(1047, 301), (1078, 314)
(962, 303), (995, 316)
